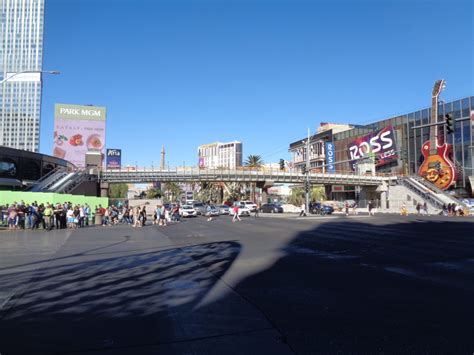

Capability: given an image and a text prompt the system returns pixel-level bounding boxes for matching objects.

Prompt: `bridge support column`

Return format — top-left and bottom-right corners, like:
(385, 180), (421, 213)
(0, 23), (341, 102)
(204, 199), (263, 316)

(100, 182), (109, 198)
(256, 181), (273, 204)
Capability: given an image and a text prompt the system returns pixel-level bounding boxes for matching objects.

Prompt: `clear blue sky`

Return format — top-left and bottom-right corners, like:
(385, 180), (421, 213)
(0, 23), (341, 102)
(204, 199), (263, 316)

(40, 0), (473, 167)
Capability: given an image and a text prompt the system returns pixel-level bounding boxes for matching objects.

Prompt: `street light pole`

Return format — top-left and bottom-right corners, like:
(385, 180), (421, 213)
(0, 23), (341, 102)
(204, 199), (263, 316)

(0, 70), (60, 85)
(305, 128), (310, 215)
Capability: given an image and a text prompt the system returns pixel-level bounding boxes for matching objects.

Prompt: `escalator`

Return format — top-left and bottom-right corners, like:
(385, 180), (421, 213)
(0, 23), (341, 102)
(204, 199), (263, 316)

(410, 175), (466, 207)
(399, 177), (446, 209)
(27, 167), (67, 192)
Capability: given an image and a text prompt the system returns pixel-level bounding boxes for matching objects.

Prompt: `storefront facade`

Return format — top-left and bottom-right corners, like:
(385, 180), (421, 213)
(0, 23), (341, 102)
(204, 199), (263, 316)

(289, 96), (474, 198)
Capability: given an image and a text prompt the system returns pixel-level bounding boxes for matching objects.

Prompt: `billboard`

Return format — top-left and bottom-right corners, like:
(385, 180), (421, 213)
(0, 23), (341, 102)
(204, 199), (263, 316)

(53, 104), (106, 168)
(347, 125), (397, 170)
(106, 149), (122, 169)
(325, 142), (336, 173)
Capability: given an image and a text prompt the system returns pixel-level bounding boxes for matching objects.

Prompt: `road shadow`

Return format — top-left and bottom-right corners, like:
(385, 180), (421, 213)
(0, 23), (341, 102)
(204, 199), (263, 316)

(0, 240), (242, 354)
(230, 218), (474, 354)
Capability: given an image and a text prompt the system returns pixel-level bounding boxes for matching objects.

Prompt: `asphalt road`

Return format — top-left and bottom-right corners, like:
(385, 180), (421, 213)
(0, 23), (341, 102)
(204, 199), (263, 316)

(0, 214), (473, 354)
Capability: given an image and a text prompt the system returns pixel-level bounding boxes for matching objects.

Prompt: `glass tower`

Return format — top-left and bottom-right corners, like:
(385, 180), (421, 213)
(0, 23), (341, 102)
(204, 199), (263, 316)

(0, 0), (44, 152)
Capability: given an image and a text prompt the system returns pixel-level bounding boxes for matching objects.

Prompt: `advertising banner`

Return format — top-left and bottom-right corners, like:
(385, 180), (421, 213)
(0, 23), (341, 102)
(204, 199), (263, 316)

(106, 149), (122, 169)
(53, 104), (106, 168)
(347, 125), (397, 170)
(325, 142), (336, 173)
(198, 157), (205, 168)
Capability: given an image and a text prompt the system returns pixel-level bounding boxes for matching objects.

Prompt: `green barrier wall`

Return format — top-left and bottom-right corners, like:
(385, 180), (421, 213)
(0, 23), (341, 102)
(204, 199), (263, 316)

(0, 191), (108, 208)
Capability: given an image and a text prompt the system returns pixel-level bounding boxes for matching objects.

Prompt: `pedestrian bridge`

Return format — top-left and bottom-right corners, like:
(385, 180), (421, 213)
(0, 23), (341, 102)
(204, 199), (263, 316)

(99, 167), (397, 186)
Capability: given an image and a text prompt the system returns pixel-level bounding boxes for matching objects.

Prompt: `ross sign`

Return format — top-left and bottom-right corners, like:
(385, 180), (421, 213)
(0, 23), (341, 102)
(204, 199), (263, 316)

(106, 149), (122, 169)
(347, 125), (397, 170)
(325, 142), (336, 173)
(53, 103), (106, 168)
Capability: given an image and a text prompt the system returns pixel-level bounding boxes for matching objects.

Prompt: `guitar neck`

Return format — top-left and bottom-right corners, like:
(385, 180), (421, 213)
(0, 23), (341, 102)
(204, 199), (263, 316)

(429, 96), (438, 154)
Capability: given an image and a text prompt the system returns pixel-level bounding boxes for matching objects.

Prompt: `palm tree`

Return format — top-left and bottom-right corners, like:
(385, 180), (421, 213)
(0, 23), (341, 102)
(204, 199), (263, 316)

(163, 182), (182, 202)
(245, 155), (263, 202)
(245, 154), (263, 168)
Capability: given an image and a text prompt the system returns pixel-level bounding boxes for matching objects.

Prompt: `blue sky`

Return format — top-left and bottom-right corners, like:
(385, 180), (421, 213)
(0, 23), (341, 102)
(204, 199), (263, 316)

(41, 0), (473, 167)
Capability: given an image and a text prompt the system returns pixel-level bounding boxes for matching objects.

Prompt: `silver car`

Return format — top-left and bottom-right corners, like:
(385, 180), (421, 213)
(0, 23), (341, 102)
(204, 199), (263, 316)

(192, 202), (207, 215)
(217, 204), (230, 215)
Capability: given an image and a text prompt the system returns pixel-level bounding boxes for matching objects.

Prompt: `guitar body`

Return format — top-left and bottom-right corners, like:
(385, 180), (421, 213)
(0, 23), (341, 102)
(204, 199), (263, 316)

(418, 140), (456, 190)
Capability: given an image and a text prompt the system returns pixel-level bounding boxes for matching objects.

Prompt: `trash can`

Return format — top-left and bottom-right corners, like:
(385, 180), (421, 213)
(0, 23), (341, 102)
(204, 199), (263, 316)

(95, 213), (102, 225)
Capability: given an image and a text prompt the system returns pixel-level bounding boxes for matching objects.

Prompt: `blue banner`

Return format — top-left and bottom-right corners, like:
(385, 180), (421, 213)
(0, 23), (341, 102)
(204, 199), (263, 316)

(106, 149), (122, 169)
(325, 142), (336, 173)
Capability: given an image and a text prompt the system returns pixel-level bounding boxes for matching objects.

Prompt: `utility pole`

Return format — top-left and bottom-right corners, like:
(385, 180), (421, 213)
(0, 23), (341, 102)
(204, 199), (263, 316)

(305, 128), (310, 215)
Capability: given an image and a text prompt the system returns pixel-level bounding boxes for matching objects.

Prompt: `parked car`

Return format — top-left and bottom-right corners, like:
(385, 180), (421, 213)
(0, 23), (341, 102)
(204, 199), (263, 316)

(240, 201), (258, 212)
(229, 203), (251, 217)
(180, 205), (197, 218)
(205, 205), (220, 217)
(260, 203), (284, 213)
(310, 202), (334, 215)
(217, 204), (230, 215)
(192, 202), (207, 215)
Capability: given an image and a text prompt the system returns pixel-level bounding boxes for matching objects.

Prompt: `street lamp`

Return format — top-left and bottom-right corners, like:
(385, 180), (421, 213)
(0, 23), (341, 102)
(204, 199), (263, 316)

(0, 70), (60, 85)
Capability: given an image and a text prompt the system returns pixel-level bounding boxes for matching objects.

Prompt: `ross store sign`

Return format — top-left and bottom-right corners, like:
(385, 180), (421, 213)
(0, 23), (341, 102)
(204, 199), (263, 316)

(325, 142), (336, 173)
(106, 149), (122, 169)
(347, 125), (397, 170)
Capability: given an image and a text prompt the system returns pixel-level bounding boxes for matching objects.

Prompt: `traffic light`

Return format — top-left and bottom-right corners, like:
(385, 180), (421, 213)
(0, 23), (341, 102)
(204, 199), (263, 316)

(445, 113), (454, 134)
(279, 159), (285, 171)
(304, 180), (311, 193)
(301, 165), (307, 175)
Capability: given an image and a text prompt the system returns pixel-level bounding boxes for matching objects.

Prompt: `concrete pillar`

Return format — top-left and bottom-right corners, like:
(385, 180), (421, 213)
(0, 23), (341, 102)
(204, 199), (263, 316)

(256, 181), (272, 204)
(380, 191), (387, 210)
(100, 182), (109, 198)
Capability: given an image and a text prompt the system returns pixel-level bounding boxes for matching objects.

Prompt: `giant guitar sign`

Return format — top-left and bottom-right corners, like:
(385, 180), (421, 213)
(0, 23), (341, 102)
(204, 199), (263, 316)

(418, 79), (456, 190)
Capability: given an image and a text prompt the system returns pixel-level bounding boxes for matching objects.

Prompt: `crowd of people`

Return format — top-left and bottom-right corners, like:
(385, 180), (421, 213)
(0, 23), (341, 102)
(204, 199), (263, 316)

(400, 201), (469, 216)
(0, 201), (93, 231)
(442, 203), (468, 216)
(96, 204), (183, 227)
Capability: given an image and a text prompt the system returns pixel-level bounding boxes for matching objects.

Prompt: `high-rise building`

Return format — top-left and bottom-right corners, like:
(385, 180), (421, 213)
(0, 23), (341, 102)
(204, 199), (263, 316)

(0, 0), (45, 152)
(198, 141), (242, 169)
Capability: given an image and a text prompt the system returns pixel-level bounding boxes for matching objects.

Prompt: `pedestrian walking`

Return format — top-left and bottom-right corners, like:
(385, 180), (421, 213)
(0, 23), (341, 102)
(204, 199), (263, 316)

(133, 206), (142, 227)
(206, 205), (213, 221)
(141, 206), (147, 226)
(400, 202), (408, 216)
(423, 202), (429, 216)
(232, 205), (241, 222)
(416, 203), (421, 215)
(299, 203), (306, 217)
(344, 201), (349, 216)
(158, 206), (167, 226)
(254, 203), (260, 218)
(368, 200), (374, 216)
(352, 201), (358, 215)
(44, 204), (53, 230)
(442, 204), (448, 216)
